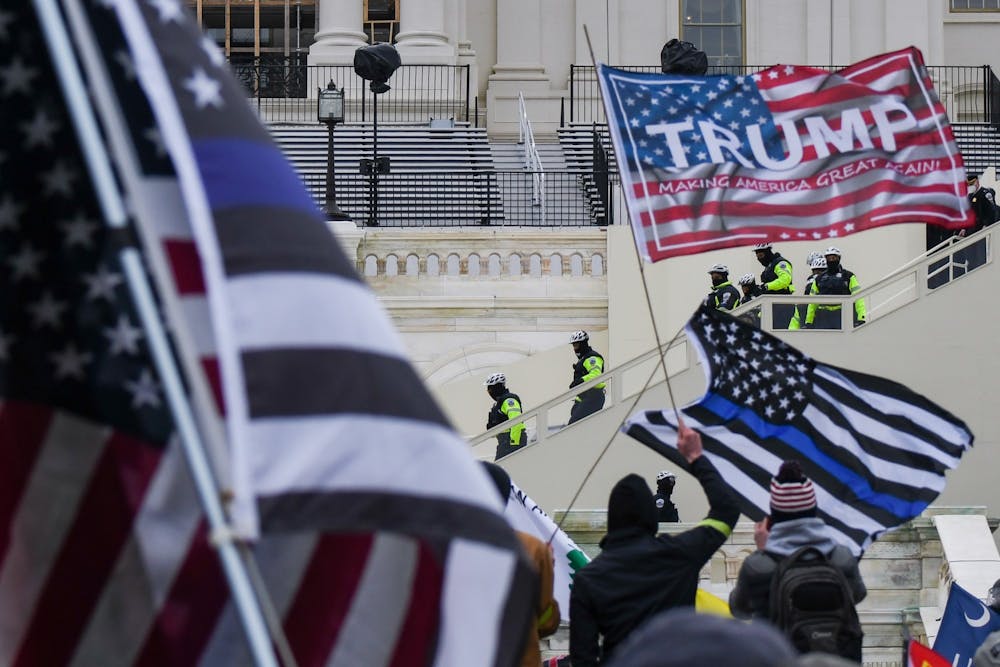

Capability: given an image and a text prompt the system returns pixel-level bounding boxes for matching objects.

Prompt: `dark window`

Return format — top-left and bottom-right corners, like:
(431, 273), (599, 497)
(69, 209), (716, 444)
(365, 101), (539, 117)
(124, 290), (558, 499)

(681, 0), (744, 67)
(951, 0), (1000, 9)
(364, 0), (399, 44)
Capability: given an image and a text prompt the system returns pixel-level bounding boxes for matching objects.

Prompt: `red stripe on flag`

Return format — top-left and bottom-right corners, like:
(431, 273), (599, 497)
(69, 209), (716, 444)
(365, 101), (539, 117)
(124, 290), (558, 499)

(200, 356), (226, 415)
(283, 534), (373, 666)
(134, 521), (229, 667)
(640, 209), (966, 260)
(0, 403), (53, 571)
(765, 80), (923, 113)
(389, 540), (444, 667)
(163, 239), (206, 295)
(12, 432), (162, 667)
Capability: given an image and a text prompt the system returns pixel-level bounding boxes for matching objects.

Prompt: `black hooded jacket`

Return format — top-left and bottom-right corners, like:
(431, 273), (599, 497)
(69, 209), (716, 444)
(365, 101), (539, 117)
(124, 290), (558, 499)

(569, 458), (740, 666)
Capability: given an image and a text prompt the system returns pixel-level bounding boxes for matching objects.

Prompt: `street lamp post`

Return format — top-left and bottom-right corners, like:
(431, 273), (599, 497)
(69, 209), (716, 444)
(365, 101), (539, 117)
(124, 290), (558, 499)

(317, 80), (350, 221)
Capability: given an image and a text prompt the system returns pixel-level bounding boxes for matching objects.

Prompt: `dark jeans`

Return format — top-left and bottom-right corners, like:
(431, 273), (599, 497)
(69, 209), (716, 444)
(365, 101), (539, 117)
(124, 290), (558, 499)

(569, 391), (605, 424)
(494, 431), (527, 461)
(771, 303), (796, 329)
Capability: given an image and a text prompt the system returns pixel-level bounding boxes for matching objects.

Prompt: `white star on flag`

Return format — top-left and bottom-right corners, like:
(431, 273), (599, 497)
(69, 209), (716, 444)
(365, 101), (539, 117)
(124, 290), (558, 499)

(201, 36), (225, 67)
(21, 110), (59, 148)
(62, 214), (98, 248)
(0, 57), (38, 95)
(147, 0), (184, 23)
(51, 344), (93, 380)
(114, 50), (136, 80)
(103, 315), (144, 355)
(0, 195), (22, 230)
(9, 244), (43, 281)
(183, 68), (223, 109)
(28, 292), (66, 330)
(125, 369), (162, 408)
(83, 265), (125, 302)
(41, 161), (76, 196)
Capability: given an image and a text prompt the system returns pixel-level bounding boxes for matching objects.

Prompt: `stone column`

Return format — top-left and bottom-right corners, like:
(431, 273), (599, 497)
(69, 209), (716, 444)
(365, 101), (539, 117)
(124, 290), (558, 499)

(487, 0), (553, 137)
(395, 0), (455, 63)
(307, 0), (367, 66)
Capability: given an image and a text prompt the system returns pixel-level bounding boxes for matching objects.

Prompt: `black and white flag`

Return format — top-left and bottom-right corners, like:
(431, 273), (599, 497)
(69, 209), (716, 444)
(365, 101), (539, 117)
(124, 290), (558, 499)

(625, 305), (973, 554)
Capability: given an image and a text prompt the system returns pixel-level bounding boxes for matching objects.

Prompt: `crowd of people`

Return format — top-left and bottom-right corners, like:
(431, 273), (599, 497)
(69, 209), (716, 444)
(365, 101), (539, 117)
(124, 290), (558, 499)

(498, 422), (1000, 666)
(704, 243), (865, 330)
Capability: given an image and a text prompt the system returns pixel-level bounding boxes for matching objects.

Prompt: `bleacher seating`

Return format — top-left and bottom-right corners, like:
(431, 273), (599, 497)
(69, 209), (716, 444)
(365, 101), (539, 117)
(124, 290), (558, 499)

(952, 122), (1000, 176)
(270, 124), (505, 225)
(557, 125), (614, 224)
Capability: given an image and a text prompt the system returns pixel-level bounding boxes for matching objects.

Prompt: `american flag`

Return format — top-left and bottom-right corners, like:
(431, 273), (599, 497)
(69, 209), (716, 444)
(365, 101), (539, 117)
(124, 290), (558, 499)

(624, 305), (973, 555)
(2, 1), (536, 665)
(598, 48), (974, 261)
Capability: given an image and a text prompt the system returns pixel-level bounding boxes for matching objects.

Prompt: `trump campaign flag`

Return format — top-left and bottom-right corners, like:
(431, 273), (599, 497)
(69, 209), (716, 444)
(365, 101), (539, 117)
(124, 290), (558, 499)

(5, 0), (537, 665)
(597, 48), (974, 261)
(933, 582), (1000, 666)
(624, 305), (973, 555)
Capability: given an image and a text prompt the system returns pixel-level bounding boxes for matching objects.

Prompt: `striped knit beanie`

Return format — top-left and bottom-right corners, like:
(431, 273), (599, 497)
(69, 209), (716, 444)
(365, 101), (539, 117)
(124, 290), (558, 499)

(769, 460), (817, 517)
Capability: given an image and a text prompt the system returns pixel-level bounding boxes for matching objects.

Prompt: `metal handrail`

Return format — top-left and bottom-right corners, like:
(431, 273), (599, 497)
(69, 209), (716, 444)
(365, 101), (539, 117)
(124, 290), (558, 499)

(468, 336), (696, 450)
(518, 91), (546, 219)
(468, 225), (996, 449)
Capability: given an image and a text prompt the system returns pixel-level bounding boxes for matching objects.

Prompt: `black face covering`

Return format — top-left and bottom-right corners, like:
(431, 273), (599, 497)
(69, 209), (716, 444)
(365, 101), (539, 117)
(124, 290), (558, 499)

(826, 257), (841, 271)
(756, 250), (773, 267)
(607, 474), (658, 535)
(710, 274), (727, 287)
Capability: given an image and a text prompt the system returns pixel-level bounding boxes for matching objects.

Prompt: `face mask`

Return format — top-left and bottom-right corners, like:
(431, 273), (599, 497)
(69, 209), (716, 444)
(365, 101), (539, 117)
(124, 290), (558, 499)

(969, 185), (977, 195)
(711, 275), (726, 286)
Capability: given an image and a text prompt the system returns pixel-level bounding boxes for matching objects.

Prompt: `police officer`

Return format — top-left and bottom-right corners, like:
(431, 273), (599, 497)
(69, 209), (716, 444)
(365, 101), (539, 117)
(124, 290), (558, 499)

(752, 242), (795, 329)
(737, 273), (761, 326)
(568, 331), (606, 424)
(805, 246), (866, 330)
(959, 173), (998, 272)
(653, 470), (679, 522)
(788, 254), (825, 331)
(704, 264), (741, 312)
(484, 372), (527, 460)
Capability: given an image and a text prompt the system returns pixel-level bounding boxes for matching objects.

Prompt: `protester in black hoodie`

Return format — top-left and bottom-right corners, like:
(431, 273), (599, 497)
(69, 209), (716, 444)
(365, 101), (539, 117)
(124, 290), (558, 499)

(568, 421), (740, 666)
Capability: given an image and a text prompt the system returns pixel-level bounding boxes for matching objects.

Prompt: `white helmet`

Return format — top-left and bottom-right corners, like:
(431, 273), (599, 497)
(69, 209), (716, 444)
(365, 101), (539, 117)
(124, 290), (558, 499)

(809, 256), (827, 269)
(707, 263), (729, 274)
(570, 330), (589, 343)
(824, 246), (842, 257)
(484, 372), (506, 387)
(738, 273), (756, 285)
(752, 242), (772, 251)
(806, 251), (822, 265)
(656, 470), (676, 481)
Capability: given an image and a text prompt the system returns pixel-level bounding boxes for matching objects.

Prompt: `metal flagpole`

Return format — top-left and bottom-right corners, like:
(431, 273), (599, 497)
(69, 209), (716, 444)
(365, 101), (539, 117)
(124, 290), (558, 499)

(32, 1), (280, 664)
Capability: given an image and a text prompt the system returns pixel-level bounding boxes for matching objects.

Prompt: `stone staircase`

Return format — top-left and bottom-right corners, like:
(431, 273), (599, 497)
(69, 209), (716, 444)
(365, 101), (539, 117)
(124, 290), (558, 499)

(543, 508), (999, 666)
(269, 123), (505, 225)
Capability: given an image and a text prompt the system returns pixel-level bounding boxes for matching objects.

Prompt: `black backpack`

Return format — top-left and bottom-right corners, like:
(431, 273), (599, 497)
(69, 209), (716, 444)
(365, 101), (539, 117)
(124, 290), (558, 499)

(768, 546), (863, 660)
(660, 39), (708, 75)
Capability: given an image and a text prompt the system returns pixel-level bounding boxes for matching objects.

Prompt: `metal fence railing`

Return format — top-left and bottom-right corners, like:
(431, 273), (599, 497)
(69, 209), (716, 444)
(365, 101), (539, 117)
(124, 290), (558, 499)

(299, 170), (618, 227)
(228, 55), (472, 125)
(568, 63), (1000, 126)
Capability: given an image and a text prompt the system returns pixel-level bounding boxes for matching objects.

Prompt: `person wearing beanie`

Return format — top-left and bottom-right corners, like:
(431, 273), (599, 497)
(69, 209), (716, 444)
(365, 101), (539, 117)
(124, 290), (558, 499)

(569, 421), (740, 666)
(480, 462), (560, 667)
(729, 460), (867, 658)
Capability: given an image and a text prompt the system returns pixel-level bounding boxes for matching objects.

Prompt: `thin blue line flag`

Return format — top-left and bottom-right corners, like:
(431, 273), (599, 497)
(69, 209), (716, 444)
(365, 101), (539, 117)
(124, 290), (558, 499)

(624, 304), (973, 555)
